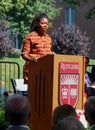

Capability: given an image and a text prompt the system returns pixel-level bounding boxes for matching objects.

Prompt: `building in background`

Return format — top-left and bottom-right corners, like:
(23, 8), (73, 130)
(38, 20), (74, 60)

(49, 0), (95, 59)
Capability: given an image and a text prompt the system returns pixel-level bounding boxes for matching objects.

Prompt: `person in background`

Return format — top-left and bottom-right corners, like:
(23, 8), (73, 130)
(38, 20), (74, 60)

(5, 94), (31, 130)
(90, 66), (95, 83)
(84, 56), (94, 99)
(52, 104), (77, 130)
(54, 116), (85, 130)
(21, 13), (52, 84)
(85, 56), (92, 89)
(84, 96), (95, 130)
(85, 66), (95, 97)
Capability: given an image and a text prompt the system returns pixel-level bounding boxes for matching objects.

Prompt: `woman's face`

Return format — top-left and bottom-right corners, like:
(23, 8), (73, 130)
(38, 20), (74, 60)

(38, 18), (49, 34)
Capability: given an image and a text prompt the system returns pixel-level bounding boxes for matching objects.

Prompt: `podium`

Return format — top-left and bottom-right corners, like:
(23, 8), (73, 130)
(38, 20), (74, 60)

(28, 54), (85, 130)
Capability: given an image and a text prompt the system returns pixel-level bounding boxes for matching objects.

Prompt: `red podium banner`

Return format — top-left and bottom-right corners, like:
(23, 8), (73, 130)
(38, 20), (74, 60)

(59, 62), (79, 107)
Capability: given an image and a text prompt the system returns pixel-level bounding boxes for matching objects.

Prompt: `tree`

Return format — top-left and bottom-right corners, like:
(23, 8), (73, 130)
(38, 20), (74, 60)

(63, 0), (95, 19)
(0, 0), (61, 47)
(51, 24), (91, 57)
(0, 19), (13, 58)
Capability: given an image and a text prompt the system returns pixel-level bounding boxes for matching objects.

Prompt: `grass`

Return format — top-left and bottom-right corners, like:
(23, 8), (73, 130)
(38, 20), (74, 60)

(0, 57), (25, 78)
(0, 57), (25, 93)
(89, 59), (95, 65)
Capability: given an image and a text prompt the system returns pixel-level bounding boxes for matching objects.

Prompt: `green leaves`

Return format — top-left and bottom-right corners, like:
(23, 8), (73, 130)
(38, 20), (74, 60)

(0, 19), (13, 58)
(0, 0), (61, 46)
(86, 5), (95, 19)
(0, 110), (8, 129)
(63, 0), (81, 6)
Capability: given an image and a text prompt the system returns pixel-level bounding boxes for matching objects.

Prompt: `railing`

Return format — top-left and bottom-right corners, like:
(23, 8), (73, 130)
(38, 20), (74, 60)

(0, 61), (21, 109)
(0, 61), (20, 94)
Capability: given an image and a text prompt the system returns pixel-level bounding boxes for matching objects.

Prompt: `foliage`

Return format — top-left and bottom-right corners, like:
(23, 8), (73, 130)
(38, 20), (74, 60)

(51, 24), (91, 57)
(0, 94), (5, 110)
(0, 0), (61, 46)
(8, 49), (21, 58)
(0, 19), (14, 58)
(0, 110), (8, 130)
(63, 0), (95, 19)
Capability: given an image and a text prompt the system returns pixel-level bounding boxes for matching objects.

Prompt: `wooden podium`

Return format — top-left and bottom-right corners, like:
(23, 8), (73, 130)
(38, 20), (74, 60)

(28, 54), (85, 130)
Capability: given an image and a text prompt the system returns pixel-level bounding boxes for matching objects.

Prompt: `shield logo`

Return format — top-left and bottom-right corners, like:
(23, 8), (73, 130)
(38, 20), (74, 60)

(59, 62), (79, 107)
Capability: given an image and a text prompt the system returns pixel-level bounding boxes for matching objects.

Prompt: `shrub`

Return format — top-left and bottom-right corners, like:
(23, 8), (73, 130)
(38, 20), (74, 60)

(0, 110), (8, 130)
(51, 24), (91, 57)
(0, 95), (5, 110)
(8, 49), (21, 58)
(0, 19), (14, 59)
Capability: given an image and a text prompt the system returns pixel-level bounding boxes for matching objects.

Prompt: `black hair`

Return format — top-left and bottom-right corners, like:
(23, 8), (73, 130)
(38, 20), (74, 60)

(30, 13), (48, 32)
(54, 116), (85, 130)
(91, 66), (95, 83)
(84, 96), (95, 125)
(52, 104), (77, 129)
(5, 94), (30, 125)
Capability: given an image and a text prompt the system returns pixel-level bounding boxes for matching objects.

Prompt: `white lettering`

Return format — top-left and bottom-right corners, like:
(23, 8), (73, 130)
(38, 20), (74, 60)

(61, 63), (79, 71)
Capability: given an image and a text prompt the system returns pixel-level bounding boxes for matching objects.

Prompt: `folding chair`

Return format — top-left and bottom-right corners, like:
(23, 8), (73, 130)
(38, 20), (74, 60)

(11, 78), (28, 96)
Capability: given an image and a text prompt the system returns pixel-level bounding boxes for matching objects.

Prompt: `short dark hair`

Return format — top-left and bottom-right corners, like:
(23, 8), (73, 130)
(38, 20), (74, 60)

(52, 104), (77, 128)
(84, 96), (95, 125)
(54, 116), (85, 130)
(5, 94), (30, 125)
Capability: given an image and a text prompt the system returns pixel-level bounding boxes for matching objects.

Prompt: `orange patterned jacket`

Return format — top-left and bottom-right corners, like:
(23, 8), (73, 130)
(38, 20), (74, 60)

(21, 31), (52, 83)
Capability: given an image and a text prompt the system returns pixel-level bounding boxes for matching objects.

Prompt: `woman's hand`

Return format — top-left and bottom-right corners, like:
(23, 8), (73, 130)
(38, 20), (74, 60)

(31, 57), (37, 62)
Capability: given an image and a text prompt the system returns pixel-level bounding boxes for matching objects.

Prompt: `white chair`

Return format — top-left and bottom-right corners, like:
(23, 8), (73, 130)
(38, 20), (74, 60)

(11, 78), (28, 96)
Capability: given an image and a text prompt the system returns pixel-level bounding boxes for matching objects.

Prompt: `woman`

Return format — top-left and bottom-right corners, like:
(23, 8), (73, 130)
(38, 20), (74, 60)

(21, 13), (52, 84)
